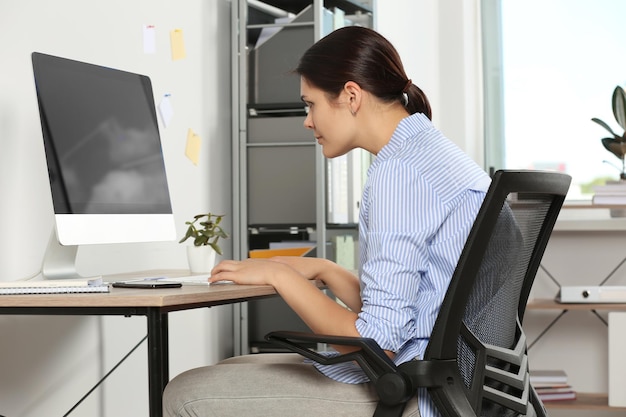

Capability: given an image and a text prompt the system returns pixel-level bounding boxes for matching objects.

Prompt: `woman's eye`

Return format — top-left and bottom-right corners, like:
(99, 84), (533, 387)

(304, 105), (311, 114)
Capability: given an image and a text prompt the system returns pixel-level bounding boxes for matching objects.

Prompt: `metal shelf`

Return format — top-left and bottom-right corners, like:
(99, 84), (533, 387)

(257, 0), (372, 15)
(543, 393), (625, 411)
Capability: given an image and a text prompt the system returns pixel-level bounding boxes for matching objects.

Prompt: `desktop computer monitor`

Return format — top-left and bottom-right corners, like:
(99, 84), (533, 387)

(31, 52), (176, 279)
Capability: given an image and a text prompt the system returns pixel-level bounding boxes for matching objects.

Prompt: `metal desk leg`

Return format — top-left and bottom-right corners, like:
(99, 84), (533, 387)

(147, 308), (169, 417)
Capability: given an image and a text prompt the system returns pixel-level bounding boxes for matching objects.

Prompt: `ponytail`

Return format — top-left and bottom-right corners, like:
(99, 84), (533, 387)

(404, 83), (432, 120)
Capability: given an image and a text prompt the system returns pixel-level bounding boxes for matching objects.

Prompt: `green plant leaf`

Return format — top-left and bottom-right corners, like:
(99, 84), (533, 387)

(613, 86), (626, 131)
(180, 212), (228, 254)
(592, 117), (618, 137)
(601, 137), (626, 160)
(209, 242), (223, 255)
(194, 234), (209, 246)
(178, 226), (193, 243)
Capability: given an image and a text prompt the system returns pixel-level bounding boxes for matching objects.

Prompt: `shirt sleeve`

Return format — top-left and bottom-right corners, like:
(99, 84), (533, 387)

(356, 160), (447, 352)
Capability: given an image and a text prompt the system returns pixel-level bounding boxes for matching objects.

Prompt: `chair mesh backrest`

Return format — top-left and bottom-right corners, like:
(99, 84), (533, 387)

(459, 196), (549, 416)
(460, 201), (525, 359)
(424, 171), (569, 417)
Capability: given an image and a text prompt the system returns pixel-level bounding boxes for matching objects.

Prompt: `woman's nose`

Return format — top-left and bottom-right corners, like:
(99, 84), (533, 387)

(303, 112), (313, 130)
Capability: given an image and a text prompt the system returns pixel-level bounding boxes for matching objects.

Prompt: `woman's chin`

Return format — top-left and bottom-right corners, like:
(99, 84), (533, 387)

(322, 147), (348, 159)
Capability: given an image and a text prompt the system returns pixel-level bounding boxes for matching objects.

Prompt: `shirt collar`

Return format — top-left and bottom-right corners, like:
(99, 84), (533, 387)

(377, 113), (433, 161)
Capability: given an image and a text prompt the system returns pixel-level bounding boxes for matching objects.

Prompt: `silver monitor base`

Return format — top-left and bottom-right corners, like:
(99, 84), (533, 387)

(41, 230), (90, 280)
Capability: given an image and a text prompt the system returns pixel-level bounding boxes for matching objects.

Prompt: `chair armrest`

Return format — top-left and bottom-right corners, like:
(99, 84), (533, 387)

(266, 330), (393, 368)
(265, 330), (413, 406)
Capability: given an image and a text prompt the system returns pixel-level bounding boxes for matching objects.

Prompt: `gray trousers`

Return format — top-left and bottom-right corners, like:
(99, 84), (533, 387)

(163, 353), (420, 417)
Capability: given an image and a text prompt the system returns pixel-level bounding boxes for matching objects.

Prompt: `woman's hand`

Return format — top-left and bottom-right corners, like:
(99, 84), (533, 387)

(211, 256), (362, 314)
(212, 257), (362, 348)
(209, 258), (299, 286)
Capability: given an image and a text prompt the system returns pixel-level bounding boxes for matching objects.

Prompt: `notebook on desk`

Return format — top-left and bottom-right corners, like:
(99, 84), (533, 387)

(0, 277), (109, 295)
(556, 285), (626, 303)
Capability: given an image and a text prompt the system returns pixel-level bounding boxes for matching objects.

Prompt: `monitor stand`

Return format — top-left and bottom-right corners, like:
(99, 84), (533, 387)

(41, 229), (97, 280)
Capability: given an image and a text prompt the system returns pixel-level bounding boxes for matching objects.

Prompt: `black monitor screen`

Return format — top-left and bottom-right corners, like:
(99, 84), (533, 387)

(32, 52), (172, 215)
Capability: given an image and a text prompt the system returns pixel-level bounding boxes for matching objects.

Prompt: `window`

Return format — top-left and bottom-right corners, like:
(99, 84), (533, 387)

(482, 0), (626, 199)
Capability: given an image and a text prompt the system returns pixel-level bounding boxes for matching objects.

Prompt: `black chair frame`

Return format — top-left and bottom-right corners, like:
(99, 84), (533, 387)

(267, 170), (571, 417)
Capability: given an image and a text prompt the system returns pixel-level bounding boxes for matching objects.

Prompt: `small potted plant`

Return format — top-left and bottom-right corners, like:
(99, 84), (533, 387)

(179, 213), (229, 273)
(592, 85), (626, 180)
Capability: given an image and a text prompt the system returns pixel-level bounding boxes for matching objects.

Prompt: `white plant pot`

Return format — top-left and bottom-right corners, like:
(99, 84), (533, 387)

(186, 246), (217, 274)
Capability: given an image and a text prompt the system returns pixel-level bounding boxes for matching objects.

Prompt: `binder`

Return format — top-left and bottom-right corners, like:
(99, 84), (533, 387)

(249, 246), (315, 258)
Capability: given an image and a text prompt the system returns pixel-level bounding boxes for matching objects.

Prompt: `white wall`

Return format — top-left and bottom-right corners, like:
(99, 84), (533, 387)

(0, 1), (233, 416)
(376, 0), (484, 167)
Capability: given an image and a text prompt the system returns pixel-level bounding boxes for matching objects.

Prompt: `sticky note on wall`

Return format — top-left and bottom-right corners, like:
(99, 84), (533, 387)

(158, 94), (173, 127)
(185, 128), (201, 165)
(170, 29), (186, 60)
(143, 24), (156, 54)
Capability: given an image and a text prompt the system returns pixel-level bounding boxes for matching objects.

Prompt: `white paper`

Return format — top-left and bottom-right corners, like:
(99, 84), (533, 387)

(143, 24), (156, 54)
(158, 94), (173, 127)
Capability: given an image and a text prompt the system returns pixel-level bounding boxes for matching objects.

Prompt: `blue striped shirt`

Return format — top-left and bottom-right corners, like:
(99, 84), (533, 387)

(313, 113), (491, 417)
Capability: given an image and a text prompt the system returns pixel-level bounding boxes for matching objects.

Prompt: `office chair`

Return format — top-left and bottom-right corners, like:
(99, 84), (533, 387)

(266, 170), (571, 417)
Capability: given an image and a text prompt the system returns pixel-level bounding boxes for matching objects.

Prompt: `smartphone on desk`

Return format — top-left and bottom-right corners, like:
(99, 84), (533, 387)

(112, 280), (182, 289)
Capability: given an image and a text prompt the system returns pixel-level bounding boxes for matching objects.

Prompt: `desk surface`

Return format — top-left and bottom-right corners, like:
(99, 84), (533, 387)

(0, 270), (277, 309)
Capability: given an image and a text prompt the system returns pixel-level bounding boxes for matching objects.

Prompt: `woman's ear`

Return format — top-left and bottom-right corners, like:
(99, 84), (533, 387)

(343, 81), (362, 116)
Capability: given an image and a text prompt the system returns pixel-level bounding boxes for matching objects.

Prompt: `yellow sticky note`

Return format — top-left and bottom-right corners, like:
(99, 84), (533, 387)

(185, 128), (201, 165)
(170, 29), (186, 61)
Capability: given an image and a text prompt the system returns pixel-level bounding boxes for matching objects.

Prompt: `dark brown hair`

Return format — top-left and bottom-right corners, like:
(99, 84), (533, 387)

(296, 26), (432, 119)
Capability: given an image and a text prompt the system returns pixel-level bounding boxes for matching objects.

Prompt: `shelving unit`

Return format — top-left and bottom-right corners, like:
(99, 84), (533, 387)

(233, 0), (375, 261)
(231, 0), (375, 355)
(527, 298), (626, 411)
(526, 205), (626, 413)
(527, 299), (626, 312)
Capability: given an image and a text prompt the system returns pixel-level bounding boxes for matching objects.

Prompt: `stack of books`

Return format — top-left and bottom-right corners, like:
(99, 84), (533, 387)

(530, 370), (576, 402)
(592, 182), (626, 205)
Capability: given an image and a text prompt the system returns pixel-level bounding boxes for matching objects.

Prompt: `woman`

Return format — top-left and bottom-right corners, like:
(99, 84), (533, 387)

(163, 26), (490, 417)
